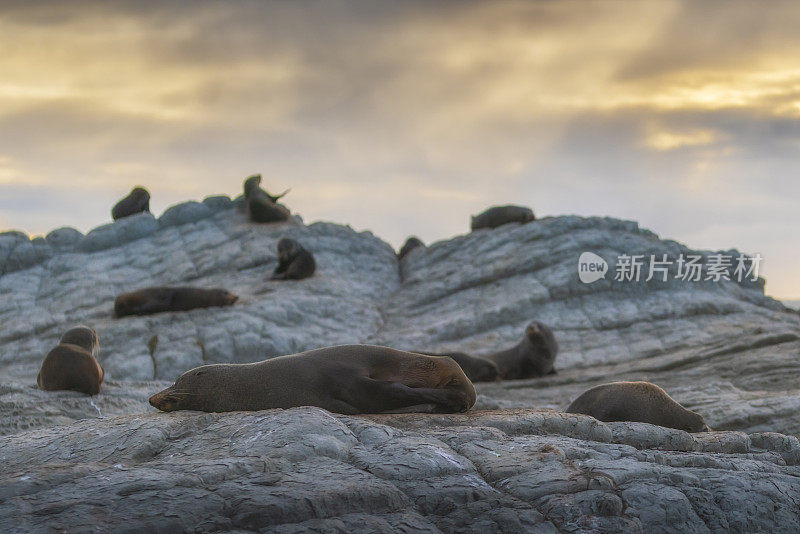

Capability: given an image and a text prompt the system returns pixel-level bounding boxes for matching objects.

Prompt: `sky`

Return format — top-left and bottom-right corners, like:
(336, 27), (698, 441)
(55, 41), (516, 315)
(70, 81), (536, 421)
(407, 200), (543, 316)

(1, 1), (799, 299)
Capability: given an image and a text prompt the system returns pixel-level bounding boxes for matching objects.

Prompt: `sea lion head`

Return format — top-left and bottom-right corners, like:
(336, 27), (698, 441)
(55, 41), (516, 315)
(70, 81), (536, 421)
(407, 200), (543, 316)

(113, 292), (144, 318)
(515, 321), (559, 377)
(59, 325), (99, 352)
(682, 410), (712, 433)
(521, 208), (536, 223)
(150, 365), (219, 412)
(277, 238), (299, 260)
(130, 187), (150, 202)
(408, 355), (477, 413)
(207, 288), (239, 306)
(243, 174), (263, 198)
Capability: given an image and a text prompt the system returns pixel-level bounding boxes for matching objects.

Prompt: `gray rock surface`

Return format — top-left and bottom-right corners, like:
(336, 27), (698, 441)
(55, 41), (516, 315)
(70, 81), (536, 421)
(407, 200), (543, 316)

(1, 197), (799, 532)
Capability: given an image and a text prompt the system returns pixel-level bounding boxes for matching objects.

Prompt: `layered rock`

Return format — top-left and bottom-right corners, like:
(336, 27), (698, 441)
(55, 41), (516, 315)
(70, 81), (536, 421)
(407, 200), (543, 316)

(1, 196), (799, 532)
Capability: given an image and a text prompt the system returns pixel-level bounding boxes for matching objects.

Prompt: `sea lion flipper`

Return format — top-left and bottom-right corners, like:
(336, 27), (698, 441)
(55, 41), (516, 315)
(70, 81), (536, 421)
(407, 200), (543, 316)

(348, 378), (466, 413)
(268, 188), (291, 202)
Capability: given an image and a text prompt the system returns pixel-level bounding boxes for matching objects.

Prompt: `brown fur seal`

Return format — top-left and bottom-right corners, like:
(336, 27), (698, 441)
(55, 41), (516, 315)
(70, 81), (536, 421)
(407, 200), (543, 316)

(271, 238), (316, 280)
(485, 321), (558, 380)
(243, 174), (291, 223)
(37, 325), (104, 395)
(149, 345), (476, 414)
(430, 321), (557, 382)
(397, 237), (425, 260)
(567, 381), (711, 433)
(112, 187), (150, 220)
(471, 205), (535, 231)
(114, 287), (238, 318)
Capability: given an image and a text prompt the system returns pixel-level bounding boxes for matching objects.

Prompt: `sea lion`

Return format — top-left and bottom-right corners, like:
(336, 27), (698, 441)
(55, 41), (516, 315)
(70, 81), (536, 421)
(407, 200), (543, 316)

(114, 287), (238, 318)
(271, 238), (316, 280)
(243, 174), (291, 223)
(426, 321), (557, 382)
(112, 187), (151, 221)
(470, 205), (535, 231)
(566, 381), (711, 433)
(420, 351), (500, 382)
(37, 325), (104, 395)
(397, 237), (425, 260)
(485, 321), (558, 380)
(149, 345), (477, 415)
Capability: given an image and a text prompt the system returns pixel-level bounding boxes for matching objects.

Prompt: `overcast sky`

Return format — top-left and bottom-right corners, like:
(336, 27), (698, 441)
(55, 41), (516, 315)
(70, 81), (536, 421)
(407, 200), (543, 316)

(1, 1), (799, 299)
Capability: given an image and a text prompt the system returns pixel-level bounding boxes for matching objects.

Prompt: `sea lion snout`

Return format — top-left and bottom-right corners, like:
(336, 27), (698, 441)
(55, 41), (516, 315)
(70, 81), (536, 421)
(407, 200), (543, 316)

(149, 389), (179, 412)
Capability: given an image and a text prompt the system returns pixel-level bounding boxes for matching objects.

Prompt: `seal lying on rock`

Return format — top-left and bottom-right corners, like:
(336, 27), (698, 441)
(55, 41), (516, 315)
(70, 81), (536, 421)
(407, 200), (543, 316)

(149, 345), (477, 414)
(470, 205), (535, 231)
(425, 321), (558, 382)
(37, 325), (104, 395)
(271, 238), (316, 280)
(243, 174), (291, 223)
(111, 187), (150, 220)
(114, 287), (238, 317)
(567, 381), (711, 433)
(397, 237), (425, 260)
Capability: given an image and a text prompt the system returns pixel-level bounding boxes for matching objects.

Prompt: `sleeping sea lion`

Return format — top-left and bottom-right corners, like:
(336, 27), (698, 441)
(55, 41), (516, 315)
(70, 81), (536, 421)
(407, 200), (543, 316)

(114, 287), (238, 318)
(271, 238), (316, 280)
(243, 174), (290, 223)
(37, 325), (104, 395)
(471, 205), (535, 231)
(149, 345), (477, 415)
(566, 381), (711, 433)
(112, 187), (150, 220)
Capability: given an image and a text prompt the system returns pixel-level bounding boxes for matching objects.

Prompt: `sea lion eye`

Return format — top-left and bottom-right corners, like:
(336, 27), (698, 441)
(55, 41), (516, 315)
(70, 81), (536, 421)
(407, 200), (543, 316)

(448, 378), (459, 386)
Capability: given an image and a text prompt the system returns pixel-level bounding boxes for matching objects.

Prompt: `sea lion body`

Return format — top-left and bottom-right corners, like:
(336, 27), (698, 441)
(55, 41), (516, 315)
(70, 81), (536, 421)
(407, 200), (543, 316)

(243, 175), (290, 223)
(149, 345), (476, 415)
(419, 322), (557, 382)
(37, 326), (104, 395)
(486, 321), (558, 379)
(471, 205), (535, 231)
(397, 237), (425, 260)
(567, 381), (711, 433)
(112, 187), (150, 220)
(114, 287), (238, 318)
(271, 238), (316, 280)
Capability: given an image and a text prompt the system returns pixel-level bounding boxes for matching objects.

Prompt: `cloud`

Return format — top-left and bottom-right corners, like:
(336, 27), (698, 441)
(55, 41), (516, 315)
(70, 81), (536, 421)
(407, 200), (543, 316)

(0, 1), (798, 298)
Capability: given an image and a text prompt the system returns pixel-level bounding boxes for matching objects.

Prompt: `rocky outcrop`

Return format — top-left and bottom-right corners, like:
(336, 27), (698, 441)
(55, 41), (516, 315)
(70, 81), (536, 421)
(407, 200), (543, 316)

(1, 196), (799, 532)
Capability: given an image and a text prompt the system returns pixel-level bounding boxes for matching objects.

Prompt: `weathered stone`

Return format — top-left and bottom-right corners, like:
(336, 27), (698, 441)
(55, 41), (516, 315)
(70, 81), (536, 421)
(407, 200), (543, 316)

(1, 199), (799, 532)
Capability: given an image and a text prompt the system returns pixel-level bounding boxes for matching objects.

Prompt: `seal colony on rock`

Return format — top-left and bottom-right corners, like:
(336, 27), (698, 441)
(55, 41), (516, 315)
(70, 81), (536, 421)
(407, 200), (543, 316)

(397, 237), (425, 260)
(114, 287), (238, 317)
(272, 238), (316, 280)
(149, 345), (477, 414)
(243, 174), (291, 223)
(567, 381), (711, 433)
(423, 321), (558, 382)
(471, 205), (535, 231)
(111, 187), (150, 221)
(37, 325), (104, 395)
